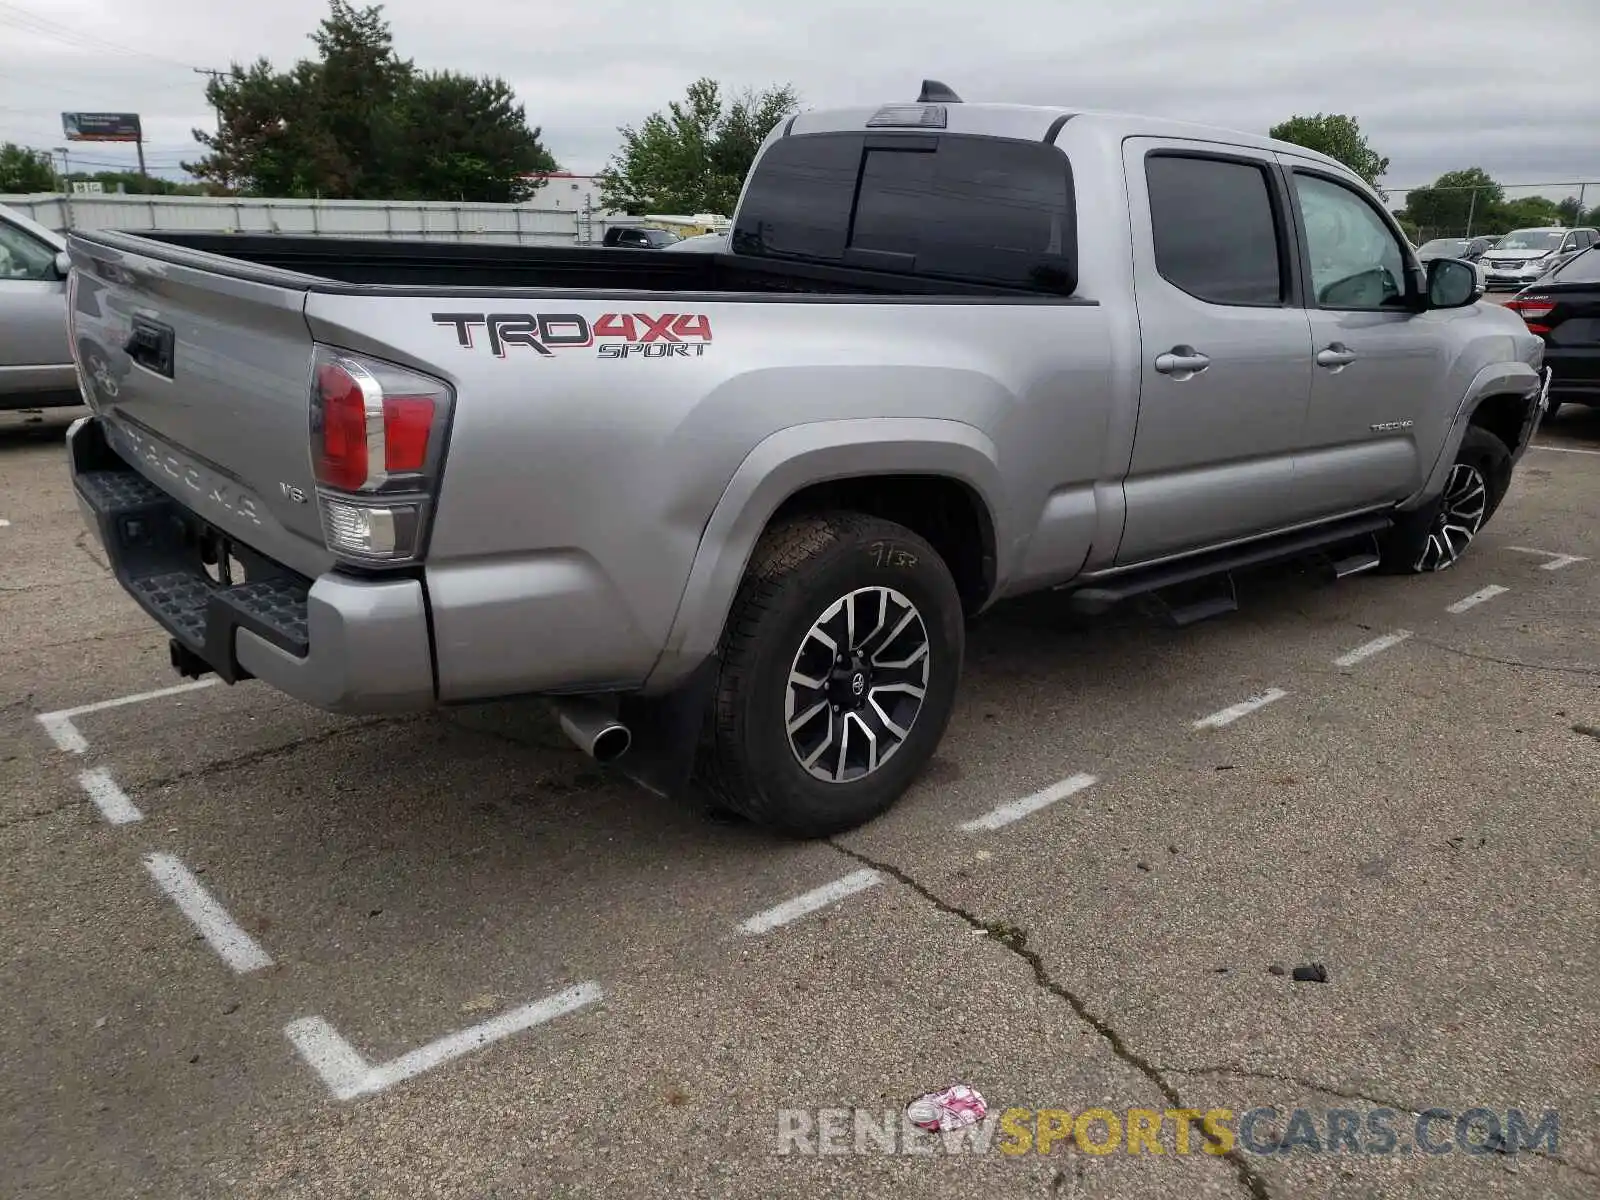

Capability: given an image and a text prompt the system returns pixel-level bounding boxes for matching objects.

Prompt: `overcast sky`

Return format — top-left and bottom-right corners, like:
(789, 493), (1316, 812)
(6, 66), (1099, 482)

(3, 0), (1597, 201)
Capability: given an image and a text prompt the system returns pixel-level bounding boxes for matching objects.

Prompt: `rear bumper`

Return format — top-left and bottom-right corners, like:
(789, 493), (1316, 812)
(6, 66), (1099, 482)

(68, 416), (436, 714)
(1545, 347), (1600, 404)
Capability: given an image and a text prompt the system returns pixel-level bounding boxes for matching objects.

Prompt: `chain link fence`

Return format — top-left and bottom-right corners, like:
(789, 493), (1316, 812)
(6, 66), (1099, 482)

(1385, 181), (1598, 244)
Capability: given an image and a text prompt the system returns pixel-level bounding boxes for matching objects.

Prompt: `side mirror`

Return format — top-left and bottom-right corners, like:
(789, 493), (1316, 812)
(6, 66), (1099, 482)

(54, 251), (71, 280)
(1426, 257), (1482, 309)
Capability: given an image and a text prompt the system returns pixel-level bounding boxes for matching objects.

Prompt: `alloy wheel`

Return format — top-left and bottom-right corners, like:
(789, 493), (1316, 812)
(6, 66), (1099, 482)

(1413, 461), (1488, 572)
(784, 586), (931, 783)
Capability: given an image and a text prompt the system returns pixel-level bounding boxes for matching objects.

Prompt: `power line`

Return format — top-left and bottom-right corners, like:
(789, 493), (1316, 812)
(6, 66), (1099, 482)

(0, 0), (199, 72)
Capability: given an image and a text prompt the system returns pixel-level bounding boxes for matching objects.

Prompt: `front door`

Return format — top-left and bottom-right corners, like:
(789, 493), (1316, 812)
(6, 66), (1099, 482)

(1279, 160), (1431, 519)
(1118, 139), (1314, 565)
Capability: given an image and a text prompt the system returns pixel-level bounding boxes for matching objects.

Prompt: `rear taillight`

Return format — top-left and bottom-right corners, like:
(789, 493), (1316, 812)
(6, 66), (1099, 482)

(309, 345), (453, 564)
(1505, 296), (1555, 334)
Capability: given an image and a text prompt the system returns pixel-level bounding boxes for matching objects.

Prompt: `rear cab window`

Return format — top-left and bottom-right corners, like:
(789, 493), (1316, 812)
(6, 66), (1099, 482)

(732, 131), (1076, 294)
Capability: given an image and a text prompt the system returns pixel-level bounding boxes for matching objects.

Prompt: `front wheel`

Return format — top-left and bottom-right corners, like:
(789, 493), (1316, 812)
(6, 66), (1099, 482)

(1380, 425), (1511, 573)
(697, 512), (964, 838)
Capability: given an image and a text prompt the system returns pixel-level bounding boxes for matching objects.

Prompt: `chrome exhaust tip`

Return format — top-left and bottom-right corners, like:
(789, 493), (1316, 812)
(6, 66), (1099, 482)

(555, 699), (632, 764)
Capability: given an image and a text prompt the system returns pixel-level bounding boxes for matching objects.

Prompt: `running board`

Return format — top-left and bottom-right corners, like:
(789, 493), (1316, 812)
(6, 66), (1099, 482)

(1065, 514), (1393, 615)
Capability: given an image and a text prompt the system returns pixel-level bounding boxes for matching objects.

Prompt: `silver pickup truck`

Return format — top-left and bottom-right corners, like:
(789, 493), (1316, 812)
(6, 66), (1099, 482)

(64, 83), (1548, 837)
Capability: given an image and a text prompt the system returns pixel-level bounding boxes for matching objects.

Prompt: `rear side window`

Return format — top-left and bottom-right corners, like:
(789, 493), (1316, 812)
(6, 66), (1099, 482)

(733, 132), (1076, 293)
(1145, 154), (1284, 305)
(1552, 246), (1600, 283)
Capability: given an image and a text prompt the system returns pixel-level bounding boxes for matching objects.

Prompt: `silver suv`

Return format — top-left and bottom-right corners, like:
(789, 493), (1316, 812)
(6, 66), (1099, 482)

(1482, 226), (1598, 290)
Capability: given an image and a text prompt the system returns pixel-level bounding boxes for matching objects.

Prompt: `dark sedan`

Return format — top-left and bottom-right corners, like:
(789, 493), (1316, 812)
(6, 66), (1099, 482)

(1505, 247), (1600, 419)
(1415, 236), (1496, 262)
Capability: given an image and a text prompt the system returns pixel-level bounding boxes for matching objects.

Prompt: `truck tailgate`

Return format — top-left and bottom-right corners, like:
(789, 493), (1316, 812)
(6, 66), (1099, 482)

(67, 233), (335, 580)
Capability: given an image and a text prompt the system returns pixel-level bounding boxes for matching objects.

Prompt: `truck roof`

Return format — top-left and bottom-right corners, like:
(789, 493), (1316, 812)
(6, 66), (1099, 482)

(787, 97), (1352, 178)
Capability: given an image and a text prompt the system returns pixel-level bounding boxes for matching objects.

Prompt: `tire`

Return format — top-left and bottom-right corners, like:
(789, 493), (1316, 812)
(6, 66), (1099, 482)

(697, 511), (965, 838)
(1380, 426), (1512, 574)
(1544, 399), (1563, 423)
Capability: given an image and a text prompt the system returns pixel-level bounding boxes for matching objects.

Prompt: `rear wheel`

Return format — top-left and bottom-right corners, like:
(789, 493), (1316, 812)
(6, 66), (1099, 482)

(697, 512), (964, 838)
(1380, 425), (1511, 573)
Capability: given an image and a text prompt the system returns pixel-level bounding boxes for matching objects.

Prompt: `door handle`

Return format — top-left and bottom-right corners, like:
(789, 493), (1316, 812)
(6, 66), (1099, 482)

(1153, 346), (1211, 378)
(1315, 343), (1357, 370)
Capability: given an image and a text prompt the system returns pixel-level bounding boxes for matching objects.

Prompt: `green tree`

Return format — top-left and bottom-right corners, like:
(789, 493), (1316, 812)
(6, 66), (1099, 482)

(1268, 113), (1389, 188)
(184, 1), (554, 200)
(0, 142), (57, 193)
(1402, 168), (1503, 237)
(394, 72), (556, 203)
(1492, 195), (1561, 231)
(1555, 196), (1583, 226)
(597, 79), (800, 216)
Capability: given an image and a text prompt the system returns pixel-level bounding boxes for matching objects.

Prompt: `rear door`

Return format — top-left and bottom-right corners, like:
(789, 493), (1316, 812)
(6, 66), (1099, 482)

(1119, 139), (1313, 564)
(1280, 161), (1433, 518)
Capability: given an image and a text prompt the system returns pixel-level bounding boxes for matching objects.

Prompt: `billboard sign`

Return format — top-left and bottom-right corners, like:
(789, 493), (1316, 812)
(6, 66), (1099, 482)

(62, 112), (142, 143)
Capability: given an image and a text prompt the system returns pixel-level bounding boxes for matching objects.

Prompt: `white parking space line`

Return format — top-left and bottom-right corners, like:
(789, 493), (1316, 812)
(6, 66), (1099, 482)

(739, 869), (883, 935)
(1530, 443), (1600, 457)
(37, 679), (221, 755)
(142, 853), (274, 974)
(76, 767), (142, 825)
(0, 518), (10, 527)
(1506, 546), (1589, 571)
(37, 714), (89, 754)
(1333, 631), (1413, 668)
(1447, 585), (1509, 614)
(285, 982), (604, 1101)
(1192, 688), (1288, 730)
(959, 772), (1099, 832)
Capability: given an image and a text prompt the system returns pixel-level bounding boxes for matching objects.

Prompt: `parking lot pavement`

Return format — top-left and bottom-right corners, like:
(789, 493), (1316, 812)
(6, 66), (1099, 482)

(4, 406), (1598, 1198)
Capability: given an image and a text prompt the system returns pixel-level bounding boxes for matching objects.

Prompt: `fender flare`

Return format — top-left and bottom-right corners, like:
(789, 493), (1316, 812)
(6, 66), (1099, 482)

(642, 417), (1005, 692)
(1402, 360), (1542, 511)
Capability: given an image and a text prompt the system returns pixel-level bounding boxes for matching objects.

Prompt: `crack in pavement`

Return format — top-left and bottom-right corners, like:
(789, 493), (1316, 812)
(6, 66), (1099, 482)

(828, 839), (1271, 1200)
(1406, 635), (1600, 679)
(0, 798), (78, 832)
(136, 717), (411, 790)
(1168, 1064), (1600, 1183)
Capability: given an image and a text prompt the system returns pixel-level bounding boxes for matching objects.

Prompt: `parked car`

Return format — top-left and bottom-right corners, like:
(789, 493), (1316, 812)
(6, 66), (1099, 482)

(601, 226), (682, 249)
(1415, 236), (1495, 263)
(1481, 226), (1598, 290)
(62, 82), (1547, 837)
(1504, 246), (1600, 420)
(0, 203), (79, 411)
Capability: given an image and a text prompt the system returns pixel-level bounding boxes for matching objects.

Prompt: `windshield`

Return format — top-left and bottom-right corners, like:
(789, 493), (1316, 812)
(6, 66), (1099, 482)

(1496, 230), (1564, 251)
(1418, 239), (1467, 256)
(642, 228), (681, 247)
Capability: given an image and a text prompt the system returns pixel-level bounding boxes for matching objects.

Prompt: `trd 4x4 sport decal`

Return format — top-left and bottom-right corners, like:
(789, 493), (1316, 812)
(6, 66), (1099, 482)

(432, 312), (713, 359)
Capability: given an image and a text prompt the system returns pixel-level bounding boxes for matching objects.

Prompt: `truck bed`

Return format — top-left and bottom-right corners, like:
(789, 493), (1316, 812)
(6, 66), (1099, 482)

(112, 232), (1067, 301)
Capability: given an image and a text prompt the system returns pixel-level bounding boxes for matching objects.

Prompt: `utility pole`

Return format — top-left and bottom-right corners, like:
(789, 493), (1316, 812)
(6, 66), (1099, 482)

(194, 67), (230, 133)
(1465, 187), (1477, 238)
(55, 147), (74, 228)
(194, 67), (232, 189)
